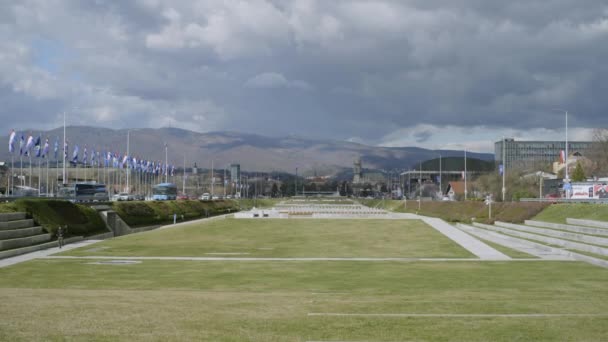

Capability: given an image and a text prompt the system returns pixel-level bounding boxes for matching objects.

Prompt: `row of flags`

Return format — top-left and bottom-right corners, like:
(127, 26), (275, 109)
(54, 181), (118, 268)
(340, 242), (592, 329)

(8, 129), (176, 176)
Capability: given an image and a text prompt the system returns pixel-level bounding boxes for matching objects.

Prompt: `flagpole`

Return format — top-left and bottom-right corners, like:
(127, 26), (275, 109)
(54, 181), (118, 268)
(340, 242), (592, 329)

(502, 136), (506, 202)
(29, 155), (32, 188)
(164, 143), (168, 183)
(38, 157), (41, 196)
(46, 157), (49, 196)
(63, 112), (66, 185)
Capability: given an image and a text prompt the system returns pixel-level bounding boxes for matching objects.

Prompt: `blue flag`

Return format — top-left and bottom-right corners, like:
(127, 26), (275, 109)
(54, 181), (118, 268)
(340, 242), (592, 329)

(8, 130), (16, 154)
(34, 136), (41, 157)
(54, 138), (59, 159)
(19, 135), (24, 156)
(72, 145), (79, 163)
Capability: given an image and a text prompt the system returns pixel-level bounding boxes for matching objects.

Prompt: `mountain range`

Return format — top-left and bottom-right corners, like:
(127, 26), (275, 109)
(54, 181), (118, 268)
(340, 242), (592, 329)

(1, 126), (494, 175)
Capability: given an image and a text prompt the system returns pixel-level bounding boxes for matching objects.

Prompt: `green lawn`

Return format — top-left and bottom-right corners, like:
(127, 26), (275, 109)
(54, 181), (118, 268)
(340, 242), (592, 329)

(532, 203), (608, 224)
(0, 260), (607, 341)
(60, 218), (474, 258)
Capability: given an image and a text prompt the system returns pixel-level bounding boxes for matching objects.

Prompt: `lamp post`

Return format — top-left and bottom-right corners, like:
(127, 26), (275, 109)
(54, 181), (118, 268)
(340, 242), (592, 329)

(439, 153), (442, 198)
(164, 142), (168, 183)
(502, 136), (506, 202)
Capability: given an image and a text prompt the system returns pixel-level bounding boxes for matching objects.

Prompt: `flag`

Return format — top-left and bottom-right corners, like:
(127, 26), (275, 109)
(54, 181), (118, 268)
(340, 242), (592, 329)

(498, 164), (504, 176)
(24, 135), (34, 156)
(53, 138), (59, 159)
(559, 150), (566, 163)
(171, 165), (175, 176)
(19, 135), (25, 156)
(8, 129), (16, 154)
(461, 171), (465, 180)
(42, 138), (49, 158)
(34, 136), (41, 157)
(64, 142), (68, 160)
(91, 149), (95, 164)
(83, 146), (88, 164)
(72, 145), (79, 163)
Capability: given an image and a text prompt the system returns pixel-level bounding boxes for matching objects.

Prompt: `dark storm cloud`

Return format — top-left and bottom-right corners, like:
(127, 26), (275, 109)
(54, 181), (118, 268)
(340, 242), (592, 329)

(1, 0), (607, 150)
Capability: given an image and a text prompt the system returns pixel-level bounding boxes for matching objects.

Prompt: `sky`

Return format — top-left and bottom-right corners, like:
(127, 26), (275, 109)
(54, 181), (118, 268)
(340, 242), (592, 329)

(1, 0), (607, 153)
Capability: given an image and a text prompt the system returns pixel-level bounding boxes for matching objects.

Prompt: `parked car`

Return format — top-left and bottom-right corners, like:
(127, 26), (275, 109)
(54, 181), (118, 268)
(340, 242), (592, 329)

(212, 195), (220, 200)
(114, 192), (131, 201)
(177, 195), (189, 200)
(200, 193), (211, 201)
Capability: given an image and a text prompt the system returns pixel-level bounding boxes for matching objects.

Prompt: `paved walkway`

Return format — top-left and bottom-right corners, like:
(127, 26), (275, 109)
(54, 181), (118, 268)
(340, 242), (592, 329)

(419, 217), (511, 260)
(44, 255), (552, 262)
(0, 240), (102, 268)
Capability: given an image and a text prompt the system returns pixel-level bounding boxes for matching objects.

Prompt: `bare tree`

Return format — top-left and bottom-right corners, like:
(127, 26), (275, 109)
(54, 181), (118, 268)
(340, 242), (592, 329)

(589, 128), (608, 176)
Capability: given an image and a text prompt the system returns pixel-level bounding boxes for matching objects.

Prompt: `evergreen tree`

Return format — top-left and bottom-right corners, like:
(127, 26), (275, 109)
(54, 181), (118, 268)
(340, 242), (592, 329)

(571, 161), (586, 182)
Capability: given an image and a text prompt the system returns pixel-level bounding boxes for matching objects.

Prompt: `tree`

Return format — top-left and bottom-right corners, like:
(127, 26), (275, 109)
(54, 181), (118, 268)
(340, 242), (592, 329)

(571, 161), (586, 182)
(271, 183), (279, 197)
(589, 128), (608, 176)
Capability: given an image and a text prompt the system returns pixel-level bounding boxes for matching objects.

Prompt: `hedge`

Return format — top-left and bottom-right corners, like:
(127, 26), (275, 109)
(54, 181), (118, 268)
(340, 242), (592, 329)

(112, 200), (239, 227)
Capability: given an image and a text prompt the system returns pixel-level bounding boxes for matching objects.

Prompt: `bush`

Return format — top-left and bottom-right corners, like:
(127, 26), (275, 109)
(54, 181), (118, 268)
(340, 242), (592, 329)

(10, 199), (107, 236)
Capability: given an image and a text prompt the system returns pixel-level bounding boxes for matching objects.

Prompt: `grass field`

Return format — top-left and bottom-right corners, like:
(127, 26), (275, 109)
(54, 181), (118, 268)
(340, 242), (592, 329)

(1, 260), (607, 341)
(2, 217), (608, 341)
(59, 218), (474, 258)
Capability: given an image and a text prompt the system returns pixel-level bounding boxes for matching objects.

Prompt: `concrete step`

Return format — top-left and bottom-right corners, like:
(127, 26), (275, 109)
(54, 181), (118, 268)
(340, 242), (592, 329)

(567, 218), (608, 230)
(461, 223), (608, 268)
(456, 223), (569, 260)
(0, 219), (35, 230)
(0, 234), (52, 252)
(0, 212), (27, 222)
(472, 222), (608, 257)
(495, 221), (608, 247)
(0, 226), (44, 240)
(525, 220), (608, 237)
(0, 236), (83, 260)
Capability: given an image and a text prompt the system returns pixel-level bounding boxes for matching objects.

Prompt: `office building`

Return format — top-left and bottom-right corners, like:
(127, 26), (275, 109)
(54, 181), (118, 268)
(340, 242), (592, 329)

(495, 139), (593, 171)
(230, 163), (240, 183)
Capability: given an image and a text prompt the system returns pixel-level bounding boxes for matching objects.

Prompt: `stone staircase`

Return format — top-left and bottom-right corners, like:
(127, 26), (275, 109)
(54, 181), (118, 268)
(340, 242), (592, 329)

(0, 212), (81, 260)
(456, 218), (608, 268)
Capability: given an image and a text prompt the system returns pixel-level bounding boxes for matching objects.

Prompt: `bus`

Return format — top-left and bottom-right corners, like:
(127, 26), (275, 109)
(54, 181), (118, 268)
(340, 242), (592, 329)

(58, 183), (109, 202)
(152, 183), (178, 200)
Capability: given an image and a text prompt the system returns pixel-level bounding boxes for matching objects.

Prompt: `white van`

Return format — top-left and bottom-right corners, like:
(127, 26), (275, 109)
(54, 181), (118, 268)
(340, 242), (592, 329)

(200, 193), (211, 201)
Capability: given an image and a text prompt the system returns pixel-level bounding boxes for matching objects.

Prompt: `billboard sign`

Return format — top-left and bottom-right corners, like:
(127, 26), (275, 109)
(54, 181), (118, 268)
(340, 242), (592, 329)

(568, 182), (608, 199)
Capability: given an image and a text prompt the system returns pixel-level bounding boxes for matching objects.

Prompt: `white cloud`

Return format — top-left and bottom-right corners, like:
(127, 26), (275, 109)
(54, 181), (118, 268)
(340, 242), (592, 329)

(245, 72), (312, 90)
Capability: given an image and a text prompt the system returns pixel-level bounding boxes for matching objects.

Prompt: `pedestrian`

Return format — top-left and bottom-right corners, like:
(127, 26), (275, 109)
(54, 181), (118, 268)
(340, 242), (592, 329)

(57, 226), (65, 249)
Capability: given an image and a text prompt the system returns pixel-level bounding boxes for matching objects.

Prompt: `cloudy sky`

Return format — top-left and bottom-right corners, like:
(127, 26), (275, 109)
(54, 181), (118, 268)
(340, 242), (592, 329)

(1, 0), (607, 152)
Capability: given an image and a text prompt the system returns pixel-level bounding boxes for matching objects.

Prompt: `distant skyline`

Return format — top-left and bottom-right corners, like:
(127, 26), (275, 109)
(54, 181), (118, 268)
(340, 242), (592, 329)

(1, 1), (607, 153)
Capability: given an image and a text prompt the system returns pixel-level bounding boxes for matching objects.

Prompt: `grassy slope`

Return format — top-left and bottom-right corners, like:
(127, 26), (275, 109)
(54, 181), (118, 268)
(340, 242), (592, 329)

(112, 200), (238, 226)
(532, 203), (608, 224)
(0, 260), (607, 341)
(361, 199), (549, 224)
(61, 218), (473, 258)
(0, 199), (106, 236)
